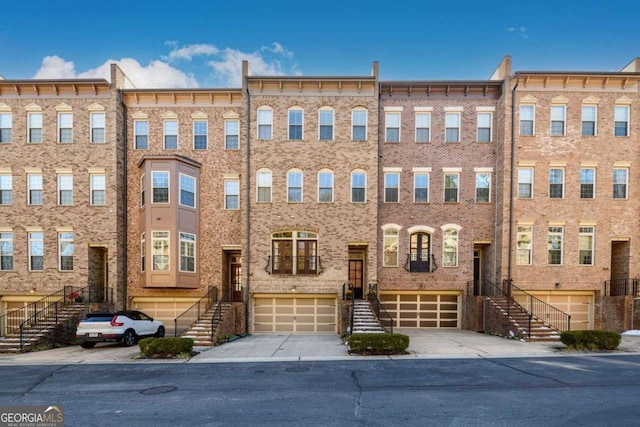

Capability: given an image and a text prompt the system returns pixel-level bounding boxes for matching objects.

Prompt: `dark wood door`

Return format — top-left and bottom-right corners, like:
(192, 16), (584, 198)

(348, 260), (364, 299)
(231, 256), (242, 302)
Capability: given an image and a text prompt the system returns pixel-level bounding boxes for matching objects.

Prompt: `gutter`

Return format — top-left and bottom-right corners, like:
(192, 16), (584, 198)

(120, 90), (128, 310)
(244, 84), (251, 334)
(507, 72), (520, 296)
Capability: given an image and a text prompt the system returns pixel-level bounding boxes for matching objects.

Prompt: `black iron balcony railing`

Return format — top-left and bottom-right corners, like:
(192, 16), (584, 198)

(265, 255), (323, 275)
(604, 278), (639, 296)
(404, 254), (437, 273)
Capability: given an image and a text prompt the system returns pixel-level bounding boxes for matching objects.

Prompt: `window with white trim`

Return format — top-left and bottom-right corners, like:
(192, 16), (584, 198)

(580, 168), (595, 199)
(477, 112), (492, 142)
(550, 105), (566, 136)
(152, 171), (169, 203)
(516, 225), (532, 265)
(57, 174), (73, 205)
(224, 179), (239, 210)
(140, 232), (145, 272)
(351, 170), (366, 203)
(548, 226), (563, 265)
(288, 108), (303, 140)
(518, 167), (534, 199)
(475, 172), (491, 203)
(614, 106), (629, 137)
(415, 112), (430, 143)
(442, 229), (458, 267)
(140, 174), (145, 206)
(384, 172), (399, 203)
(414, 173), (429, 203)
(445, 112), (460, 142)
(549, 168), (564, 199)
(319, 108), (334, 141)
(28, 113), (43, 143)
(58, 113), (73, 143)
(287, 170), (303, 203)
(193, 120), (208, 150)
(613, 168), (628, 199)
(519, 105), (535, 136)
(0, 232), (13, 271)
(385, 112), (400, 142)
(90, 174), (106, 206)
(444, 173), (459, 203)
(58, 232), (74, 271)
(90, 112), (105, 143)
(134, 120), (148, 149)
(579, 226), (594, 265)
(257, 107), (273, 140)
(257, 169), (272, 203)
(27, 174), (42, 205)
(152, 231), (169, 271)
(29, 232), (44, 271)
(581, 106), (596, 136)
(179, 174), (195, 208)
(0, 174), (12, 205)
(318, 170), (334, 203)
(0, 113), (12, 143)
(352, 108), (367, 141)
(179, 232), (196, 272)
(383, 228), (399, 267)
(225, 119), (239, 150)
(164, 120), (178, 149)
(271, 231), (318, 275)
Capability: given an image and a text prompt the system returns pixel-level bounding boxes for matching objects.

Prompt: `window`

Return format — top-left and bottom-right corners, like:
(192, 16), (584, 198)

(443, 229), (458, 267)
(384, 172), (399, 203)
(581, 106), (596, 136)
(152, 231), (169, 271)
(0, 113), (12, 143)
(383, 229), (399, 267)
(352, 108), (367, 141)
(179, 232), (196, 272)
(0, 174), (12, 205)
(475, 172), (491, 203)
(193, 120), (208, 150)
(409, 232), (431, 272)
(225, 120), (239, 149)
(549, 168), (564, 199)
(164, 120), (178, 149)
(141, 233), (145, 272)
(28, 174), (43, 205)
(0, 232), (13, 270)
(317, 170), (334, 203)
(415, 112), (430, 143)
(477, 112), (492, 142)
(134, 121), (148, 149)
(385, 112), (400, 142)
(288, 108), (303, 140)
(179, 174), (195, 208)
(257, 169), (272, 203)
(550, 105), (566, 136)
(90, 174), (106, 206)
(613, 168), (628, 199)
(579, 226), (594, 265)
(445, 112), (460, 142)
(58, 232), (74, 271)
(57, 174), (73, 205)
(580, 168), (595, 199)
(257, 107), (273, 140)
(90, 112), (105, 143)
(224, 179), (239, 210)
(518, 167), (534, 199)
(140, 174), (145, 206)
(58, 113), (73, 143)
(319, 108), (334, 141)
(516, 225), (532, 265)
(444, 173), (459, 203)
(614, 106), (629, 137)
(152, 171), (169, 203)
(414, 173), (429, 203)
(28, 113), (43, 143)
(271, 231), (318, 275)
(29, 232), (44, 271)
(548, 226), (563, 265)
(519, 105), (535, 136)
(351, 170), (366, 203)
(287, 170), (303, 203)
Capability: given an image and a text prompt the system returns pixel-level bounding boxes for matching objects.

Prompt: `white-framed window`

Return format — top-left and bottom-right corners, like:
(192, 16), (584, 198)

(179, 174), (195, 208)
(444, 173), (459, 202)
(287, 169), (303, 203)
(90, 174), (106, 206)
(317, 169), (334, 203)
(352, 108), (367, 141)
(225, 119), (239, 150)
(518, 167), (534, 199)
(27, 174), (43, 205)
(581, 106), (597, 137)
(140, 232), (145, 272)
(550, 105), (566, 136)
(28, 112), (43, 143)
(152, 171), (169, 203)
(475, 172), (491, 203)
(383, 228), (399, 267)
(0, 113), (13, 143)
(442, 229), (459, 267)
(152, 231), (169, 271)
(164, 120), (178, 149)
(90, 112), (105, 143)
(179, 232), (196, 272)
(384, 172), (399, 203)
(579, 226), (594, 266)
(414, 173), (429, 203)
(58, 232), (74, 271)
(256, 169), (272, 203)
(385, 112), (400, 142)
(318, 108), (334, 141)
(548, 226), (563, 265)
(0, 232), (13, 271)
(193, 120), (208, 150)
(516, 225), (532, 265)
(613, 168), (628, 199)
(549, 168), (564, 199)
(58, 113), (73, 143)
(0, 174), (12, 205)
(288, 107), (303, 140)
(519, 105), (535, 136)
(351, 170), (366, 203)
(224, 179), (240, 210)
(57, 174), (73, 205)
(140, 174), (145, 207)
(29, 232), (44, 271)
(257, 107), (273, 140)
(445, 112), (460, 143)
(614, 106), (629, 137)
(477, 112), (492, 142)
(580, 168), (595, 199)
(134, 120), (148, 149)
(415, 112), (430, 143)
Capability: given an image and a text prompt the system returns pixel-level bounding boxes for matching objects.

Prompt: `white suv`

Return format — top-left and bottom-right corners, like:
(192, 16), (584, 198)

(76, 310), (165, 348)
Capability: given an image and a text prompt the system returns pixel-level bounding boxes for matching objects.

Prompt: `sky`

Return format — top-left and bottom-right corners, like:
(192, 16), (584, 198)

(1, 0), (640, 88)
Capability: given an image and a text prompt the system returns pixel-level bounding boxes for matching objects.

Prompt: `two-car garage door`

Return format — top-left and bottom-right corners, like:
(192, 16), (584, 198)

(252, 294), (337, 333)
(514, 292), (594, 330)
(380, 292), (461, 328)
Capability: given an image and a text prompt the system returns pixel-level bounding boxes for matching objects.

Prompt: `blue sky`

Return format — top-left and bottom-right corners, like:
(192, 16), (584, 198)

(1, 0), (639, 88)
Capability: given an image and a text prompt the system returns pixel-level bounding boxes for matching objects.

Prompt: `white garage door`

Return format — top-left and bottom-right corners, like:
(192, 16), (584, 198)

(515, 292), (594, 330)
(132, 298), (199, 336)
(380, 292), (461, 328)
(253, 294), (337, 333)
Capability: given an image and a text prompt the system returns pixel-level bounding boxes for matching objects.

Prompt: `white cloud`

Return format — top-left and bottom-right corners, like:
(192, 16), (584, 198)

(507, 26), (528, 39)
(33, 55), (77, 79)
(164, 43), (219, 62)
(262, 42), (293, 59)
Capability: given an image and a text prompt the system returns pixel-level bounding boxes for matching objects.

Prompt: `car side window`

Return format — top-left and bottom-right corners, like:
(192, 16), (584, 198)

(138, 312), (151, 321)
(126, 312), (140, 320)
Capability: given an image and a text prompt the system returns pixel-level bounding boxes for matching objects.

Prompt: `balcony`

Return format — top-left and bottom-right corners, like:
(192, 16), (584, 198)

(404, 254), (436, 273)
(265, 255), (323, 275)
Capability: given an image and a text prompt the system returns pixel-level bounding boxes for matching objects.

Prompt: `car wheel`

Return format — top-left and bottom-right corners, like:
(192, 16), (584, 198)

(80, 341), (96, 349)
(155, 326), (165, 338)
(122, 329), (137, 346)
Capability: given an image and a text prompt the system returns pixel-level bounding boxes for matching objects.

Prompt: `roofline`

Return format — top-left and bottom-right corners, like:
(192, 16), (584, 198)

(247, 75), (376, 81)
(381, 80), (503, 86)
(122, 87), (242, 93)
(0, 78), (111, 85)
(512, 71), (640, 77)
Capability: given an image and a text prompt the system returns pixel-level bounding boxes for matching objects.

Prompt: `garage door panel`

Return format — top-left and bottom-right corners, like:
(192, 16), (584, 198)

(382, 293), (461, 329)
(252, 296), (337, 333)
(518, 293), (593, 330)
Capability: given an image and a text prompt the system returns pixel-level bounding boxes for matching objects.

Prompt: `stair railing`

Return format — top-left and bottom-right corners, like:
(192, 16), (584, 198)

(509, 280), (571, 332)
(484, 280), (533, 339)
(367, 285), (393, 333)
(210, 290), (230, 342)
(344, 283), (355, 335)
(174, 287), (218, 337)
(604, 278), (639, 296)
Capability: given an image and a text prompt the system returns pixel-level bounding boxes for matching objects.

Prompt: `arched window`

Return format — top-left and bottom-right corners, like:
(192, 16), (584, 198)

(256, 168), (272, 203)
(288, 106), (303, 140)
(317, 169), (334, 203)
(257, 106), (273, 140)
(287, 169), (303, 203)
(410, 232), (431, 272)
(351, 107), (368, 141)
(271, 231), (318, 275)
(318, 107), (334, 141)
(441, 225), (461, 267)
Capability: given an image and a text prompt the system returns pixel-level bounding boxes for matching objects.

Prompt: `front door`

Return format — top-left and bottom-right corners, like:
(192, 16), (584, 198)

(473, 249), (481, 295)
(230, 255), (242, 302)
(348, 260), (364, 299)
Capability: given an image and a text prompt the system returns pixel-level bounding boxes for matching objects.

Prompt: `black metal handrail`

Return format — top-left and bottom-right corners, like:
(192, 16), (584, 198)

(508, 280), (571, 332)
(174, 287), (218, 337)
(344, 283), (355, 335)
(367, 284), (393, 333)
(210, 291), (230, 342)
(604, 278), (639, 296)
(483, 280), (533, 338)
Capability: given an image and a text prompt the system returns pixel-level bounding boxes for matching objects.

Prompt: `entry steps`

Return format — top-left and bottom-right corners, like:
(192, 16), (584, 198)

(180, 303), (232, 346)
(486, 297), (561, 342)
(351, 300), (385, 334)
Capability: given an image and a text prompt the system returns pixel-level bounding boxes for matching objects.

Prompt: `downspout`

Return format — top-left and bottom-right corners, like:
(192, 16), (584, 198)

(244, 84), (251, 334)
(121, 90), (128, 310)
(507, 72), (520, 297)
